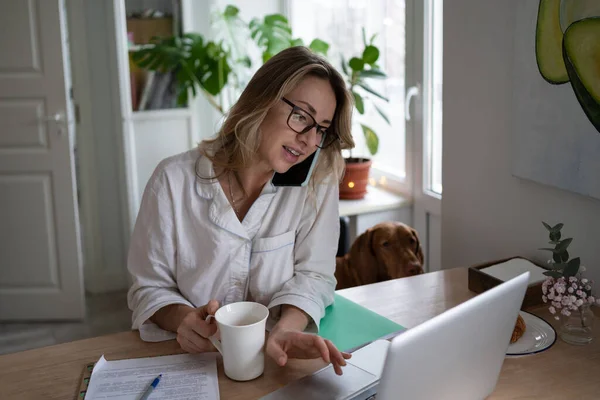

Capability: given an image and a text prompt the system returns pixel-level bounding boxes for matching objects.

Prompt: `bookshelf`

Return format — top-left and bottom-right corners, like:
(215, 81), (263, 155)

(113, 0), (200, 230)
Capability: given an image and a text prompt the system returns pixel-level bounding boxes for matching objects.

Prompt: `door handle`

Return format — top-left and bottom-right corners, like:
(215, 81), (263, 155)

(405, 85), (420, 121)
(39, 112), (70, 135)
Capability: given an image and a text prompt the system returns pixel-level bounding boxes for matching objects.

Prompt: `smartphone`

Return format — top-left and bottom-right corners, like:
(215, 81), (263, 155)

(272, 147), (321, 187)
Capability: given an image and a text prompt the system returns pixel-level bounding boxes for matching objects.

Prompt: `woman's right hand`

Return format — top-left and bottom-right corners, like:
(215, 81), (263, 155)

(176, 300), (220, 353)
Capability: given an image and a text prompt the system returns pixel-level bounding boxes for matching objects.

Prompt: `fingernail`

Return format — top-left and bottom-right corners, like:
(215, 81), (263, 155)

(279, 356), (286, 365)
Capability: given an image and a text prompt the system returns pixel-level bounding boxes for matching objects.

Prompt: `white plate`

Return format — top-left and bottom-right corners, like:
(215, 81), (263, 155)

(506, 311), (556, 356)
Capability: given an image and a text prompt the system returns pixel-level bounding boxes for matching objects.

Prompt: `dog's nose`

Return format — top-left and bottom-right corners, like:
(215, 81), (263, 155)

(407, 263), (424, 276)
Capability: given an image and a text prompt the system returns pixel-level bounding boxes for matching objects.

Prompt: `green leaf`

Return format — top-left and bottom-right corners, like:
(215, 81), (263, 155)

(549, 231), (561, 242)
(551, 223), (564, 232)
(357, 82), (389, 101)
(543, 270), (563, 278)
(550, 262), (566, 271)
(361, 124), (379, 155)
(557, 238), (572, 251)
(359, 69), (387, 79)
(539, 247), (559, 253)
(553, 252), (562, 263)
(223, 5), (239, 18)
(564, 257), (580, 278)
(353, 92), (364, 114)
(308, 38), (329, 55)
(561, 250), (569, 262)
(369, 33), (378, 45)
(362, 27), (367, 47)
(542, 221), (552, 231)
(238, 56), (251, 68)
(291, 38), (304, 47)
(374, 103), (390, 125)
(349, 57), (365, 72)
(341, 56), (349, 76)
(362, 45), (380, 64)
(249, 14), (293, 60)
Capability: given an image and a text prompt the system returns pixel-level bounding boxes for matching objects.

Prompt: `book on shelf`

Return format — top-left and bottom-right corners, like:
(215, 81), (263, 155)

(136, 70), (180, 111)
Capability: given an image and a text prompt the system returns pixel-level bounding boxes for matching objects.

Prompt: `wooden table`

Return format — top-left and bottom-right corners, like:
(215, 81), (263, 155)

(1, 267), (599, 399)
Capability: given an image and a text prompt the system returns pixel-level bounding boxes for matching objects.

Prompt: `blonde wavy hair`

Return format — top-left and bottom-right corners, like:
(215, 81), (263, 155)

(199, 46), (355, 189)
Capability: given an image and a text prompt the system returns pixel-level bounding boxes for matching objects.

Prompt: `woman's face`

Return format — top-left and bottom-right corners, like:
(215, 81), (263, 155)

(257, 76), (337, 175)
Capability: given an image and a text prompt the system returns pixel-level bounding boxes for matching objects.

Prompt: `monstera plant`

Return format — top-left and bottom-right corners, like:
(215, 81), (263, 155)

(131, 5), (328, 115)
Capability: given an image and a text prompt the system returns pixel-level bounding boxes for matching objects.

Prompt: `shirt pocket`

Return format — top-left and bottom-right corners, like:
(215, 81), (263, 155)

(249, 230), (296, 304)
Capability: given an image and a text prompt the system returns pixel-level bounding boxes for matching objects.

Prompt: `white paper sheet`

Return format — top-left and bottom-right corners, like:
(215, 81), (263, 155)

(480, 258), (547, 285)
(84, 353), (220, 400)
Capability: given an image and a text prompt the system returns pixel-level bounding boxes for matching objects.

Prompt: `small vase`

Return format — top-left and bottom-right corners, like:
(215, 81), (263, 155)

(558, 304), (594, 345)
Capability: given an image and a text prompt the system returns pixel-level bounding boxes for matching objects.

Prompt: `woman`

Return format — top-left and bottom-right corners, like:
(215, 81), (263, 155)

(127, 46), (355, 375)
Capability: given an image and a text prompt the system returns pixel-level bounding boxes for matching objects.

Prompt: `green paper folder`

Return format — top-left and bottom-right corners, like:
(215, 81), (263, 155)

(318, 294), (405, 352)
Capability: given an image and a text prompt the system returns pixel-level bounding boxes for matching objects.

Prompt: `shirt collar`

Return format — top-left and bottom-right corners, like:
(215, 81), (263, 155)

(194, 154), (218, 200)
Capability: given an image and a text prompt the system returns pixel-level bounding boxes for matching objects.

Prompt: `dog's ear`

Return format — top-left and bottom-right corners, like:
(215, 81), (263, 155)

(347, 228), (378, 285)
(412, 228), (425, 264)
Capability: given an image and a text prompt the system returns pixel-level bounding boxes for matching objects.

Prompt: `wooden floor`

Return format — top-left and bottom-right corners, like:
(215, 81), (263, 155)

(0, 291), (131, 355)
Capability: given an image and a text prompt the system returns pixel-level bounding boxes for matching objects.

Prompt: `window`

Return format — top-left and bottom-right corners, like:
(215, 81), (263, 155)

(423, 0), (443, 196)
(288, 0), (407, 182)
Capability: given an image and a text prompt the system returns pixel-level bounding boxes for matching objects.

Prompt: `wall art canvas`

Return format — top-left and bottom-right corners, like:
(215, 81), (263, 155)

(512, 0), (600, 200)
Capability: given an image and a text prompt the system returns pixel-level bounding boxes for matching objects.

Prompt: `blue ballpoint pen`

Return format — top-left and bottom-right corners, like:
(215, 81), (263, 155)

(139, 374), (162, 400)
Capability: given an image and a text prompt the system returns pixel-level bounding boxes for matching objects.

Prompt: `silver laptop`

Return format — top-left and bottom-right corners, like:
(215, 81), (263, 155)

(261, 272), (529, 400)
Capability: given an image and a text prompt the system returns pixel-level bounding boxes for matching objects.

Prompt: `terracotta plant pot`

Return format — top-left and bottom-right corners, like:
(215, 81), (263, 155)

(339, 158), (372, 200)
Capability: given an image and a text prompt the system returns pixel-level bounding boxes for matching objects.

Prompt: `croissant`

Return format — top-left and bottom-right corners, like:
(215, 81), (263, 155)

(510, 314), (526, 343)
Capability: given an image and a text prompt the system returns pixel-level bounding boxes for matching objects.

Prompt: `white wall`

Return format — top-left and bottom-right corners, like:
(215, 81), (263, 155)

(78, 0), (128, 293)
(442, 0), (600, 284)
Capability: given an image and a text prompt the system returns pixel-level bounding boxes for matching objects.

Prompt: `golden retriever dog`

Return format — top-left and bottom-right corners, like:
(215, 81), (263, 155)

(335, 222), (424, 289)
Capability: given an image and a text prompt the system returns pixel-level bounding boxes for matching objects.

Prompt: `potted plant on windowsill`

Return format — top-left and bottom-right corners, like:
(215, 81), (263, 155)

(338, 30), (390, 200)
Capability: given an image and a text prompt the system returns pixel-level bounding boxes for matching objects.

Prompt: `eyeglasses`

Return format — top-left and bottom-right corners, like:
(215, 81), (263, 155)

(281, 98), (338, 149)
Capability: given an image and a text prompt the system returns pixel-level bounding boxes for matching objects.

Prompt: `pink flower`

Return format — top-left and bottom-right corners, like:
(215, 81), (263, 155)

(542, 295), (548, 303)
(554, 316), (560, 320)
(572, 283), (578, 289)
(569, 276), (577, 283)
(582, 278), (589, 284)
(589, 296), (596, 304)
(576, 299), (584, 307)
(568, 287), (574, 294)
(549, 306), (556, 314)
(542, 286), (548, 295)
(561, 308), (571, 317)
(576, 290), (583, 296)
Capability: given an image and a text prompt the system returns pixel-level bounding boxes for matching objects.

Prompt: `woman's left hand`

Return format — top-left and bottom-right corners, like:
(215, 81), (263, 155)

(266, 327), (352, 375)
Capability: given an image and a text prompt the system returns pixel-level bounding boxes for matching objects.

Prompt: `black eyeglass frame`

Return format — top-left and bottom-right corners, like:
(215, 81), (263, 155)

(281, 97), (339, 149)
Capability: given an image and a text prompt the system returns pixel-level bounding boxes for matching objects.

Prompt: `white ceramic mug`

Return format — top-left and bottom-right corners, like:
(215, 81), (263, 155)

(206, 301), (269, 381)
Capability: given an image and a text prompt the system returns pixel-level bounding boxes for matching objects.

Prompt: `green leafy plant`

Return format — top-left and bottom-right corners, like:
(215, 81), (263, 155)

(539, 221), (580, 278)
(132, 5), (329, 115)
(340, 29), (390, 157)
(131, 34), (231, 113)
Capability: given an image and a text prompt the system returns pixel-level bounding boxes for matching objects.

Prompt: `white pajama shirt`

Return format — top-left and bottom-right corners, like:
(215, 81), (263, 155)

(127, 149), (340, 340)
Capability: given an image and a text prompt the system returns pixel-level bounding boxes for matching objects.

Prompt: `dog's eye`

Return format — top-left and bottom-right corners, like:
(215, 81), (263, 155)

(382, 241), (390, 247)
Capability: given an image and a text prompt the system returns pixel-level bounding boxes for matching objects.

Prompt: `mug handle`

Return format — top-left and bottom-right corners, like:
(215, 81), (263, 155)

(205, 315), (222, 354)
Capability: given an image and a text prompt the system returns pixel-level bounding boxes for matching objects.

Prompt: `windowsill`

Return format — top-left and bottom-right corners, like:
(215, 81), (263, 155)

(339, 185), (411, 217)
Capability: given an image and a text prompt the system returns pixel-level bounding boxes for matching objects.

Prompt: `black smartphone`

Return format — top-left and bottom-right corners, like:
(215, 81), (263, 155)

(272, 148), (321, 187)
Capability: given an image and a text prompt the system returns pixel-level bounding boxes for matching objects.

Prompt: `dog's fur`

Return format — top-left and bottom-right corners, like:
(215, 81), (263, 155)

(335, 222), (424, 289)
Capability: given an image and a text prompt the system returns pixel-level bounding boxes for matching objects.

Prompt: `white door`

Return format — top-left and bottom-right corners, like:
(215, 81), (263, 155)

(0, 0), (85, 320)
